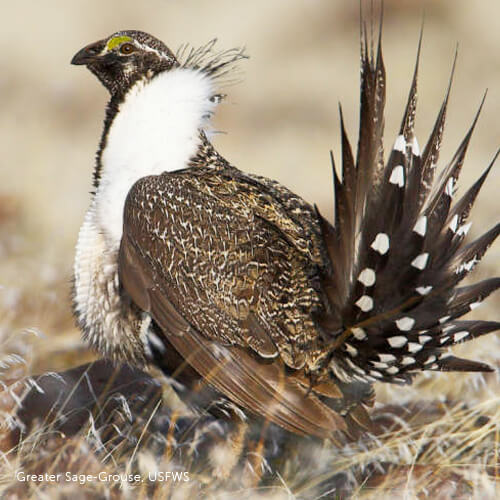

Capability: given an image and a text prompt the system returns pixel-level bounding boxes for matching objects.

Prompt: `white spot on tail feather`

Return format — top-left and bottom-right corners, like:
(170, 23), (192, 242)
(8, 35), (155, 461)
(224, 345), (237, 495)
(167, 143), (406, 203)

(408, 342), (423, 353)
(379, 353), (397, 363)
(449, 214), (459, 233)
(386, 366), (400, 375)
(401, 356), (415, 365)
(345, 343), (358, 357)
(352, 328), (367, 340)
(371, 361), (388, 369)
(393, 134), (406, 152)
(396, 317), (415, 331)
(388, 336), (408, 348)
(411, 253), (429, 270)
(416, 286), (433, 296)
(371, 233), (390, 255)
(445, 177), (455, 197)
(413, 216), (427, 237)
(358, 268), (376, 287)
(389, 165), (405, 187)
(454, 331), (469, 342)
(419, 335), (432, 344)
(355, 295), (374, 312)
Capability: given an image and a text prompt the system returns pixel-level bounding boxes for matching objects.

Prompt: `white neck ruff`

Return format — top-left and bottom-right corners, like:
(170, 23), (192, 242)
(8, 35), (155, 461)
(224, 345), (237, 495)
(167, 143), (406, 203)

(95, 67), (215, 246)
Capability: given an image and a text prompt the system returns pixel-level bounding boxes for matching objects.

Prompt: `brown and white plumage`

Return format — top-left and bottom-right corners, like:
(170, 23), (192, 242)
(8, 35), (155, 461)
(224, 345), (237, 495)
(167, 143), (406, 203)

(71, 24), (499, 440)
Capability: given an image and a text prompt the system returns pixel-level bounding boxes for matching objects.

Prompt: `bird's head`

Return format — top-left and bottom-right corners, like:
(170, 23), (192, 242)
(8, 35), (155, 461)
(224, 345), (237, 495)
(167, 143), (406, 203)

(71, 30), (178, 96)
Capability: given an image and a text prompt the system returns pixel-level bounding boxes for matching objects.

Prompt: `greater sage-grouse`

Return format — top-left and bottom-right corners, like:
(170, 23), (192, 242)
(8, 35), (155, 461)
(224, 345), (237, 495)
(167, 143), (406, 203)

(71, 27), (499, 439)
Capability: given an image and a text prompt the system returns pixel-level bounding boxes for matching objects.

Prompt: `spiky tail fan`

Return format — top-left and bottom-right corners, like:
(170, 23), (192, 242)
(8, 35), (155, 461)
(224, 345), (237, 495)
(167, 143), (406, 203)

(317, 27), (499, 385)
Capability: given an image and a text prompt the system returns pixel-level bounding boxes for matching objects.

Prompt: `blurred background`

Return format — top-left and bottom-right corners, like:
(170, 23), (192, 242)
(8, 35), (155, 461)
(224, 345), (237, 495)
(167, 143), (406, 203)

(0, 0), (498, 377)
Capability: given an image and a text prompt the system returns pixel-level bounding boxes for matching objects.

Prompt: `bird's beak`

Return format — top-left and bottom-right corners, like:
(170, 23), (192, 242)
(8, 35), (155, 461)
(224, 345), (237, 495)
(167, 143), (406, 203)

(71, 40), (106, 66)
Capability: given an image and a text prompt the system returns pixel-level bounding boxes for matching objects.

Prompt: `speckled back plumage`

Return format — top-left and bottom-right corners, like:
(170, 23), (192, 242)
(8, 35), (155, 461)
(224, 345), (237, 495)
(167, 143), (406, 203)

(124, 166), (324, 366)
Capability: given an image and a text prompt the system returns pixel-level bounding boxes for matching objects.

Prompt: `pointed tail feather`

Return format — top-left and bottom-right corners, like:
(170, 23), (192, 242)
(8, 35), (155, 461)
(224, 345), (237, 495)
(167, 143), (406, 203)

(319, 25), (499, 385)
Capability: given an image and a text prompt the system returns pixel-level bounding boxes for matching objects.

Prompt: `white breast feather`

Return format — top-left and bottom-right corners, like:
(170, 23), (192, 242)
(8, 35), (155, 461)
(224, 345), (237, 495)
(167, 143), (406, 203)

(96, 67), (215, 246)
(74, 67), (215, 360)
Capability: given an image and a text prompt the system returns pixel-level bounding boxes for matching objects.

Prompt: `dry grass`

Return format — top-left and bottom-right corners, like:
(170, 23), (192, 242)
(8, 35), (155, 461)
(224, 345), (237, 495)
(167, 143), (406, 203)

(0, 1), (499, 498)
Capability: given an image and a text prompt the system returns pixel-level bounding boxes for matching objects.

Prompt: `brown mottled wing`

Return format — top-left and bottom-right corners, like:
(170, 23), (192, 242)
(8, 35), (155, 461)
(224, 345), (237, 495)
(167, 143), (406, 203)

(123, 169), (325, 368)
(119, 169), (347, 437)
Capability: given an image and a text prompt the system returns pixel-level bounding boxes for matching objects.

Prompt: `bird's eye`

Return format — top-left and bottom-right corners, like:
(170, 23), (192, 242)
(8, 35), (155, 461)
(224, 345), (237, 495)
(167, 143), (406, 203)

(120, 43), (135, 55)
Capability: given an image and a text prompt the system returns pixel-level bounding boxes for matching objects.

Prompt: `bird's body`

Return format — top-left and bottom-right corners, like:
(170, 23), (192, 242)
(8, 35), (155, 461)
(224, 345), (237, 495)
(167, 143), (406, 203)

(74, 63), (325, 367)
(71, 28), (499, 439)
